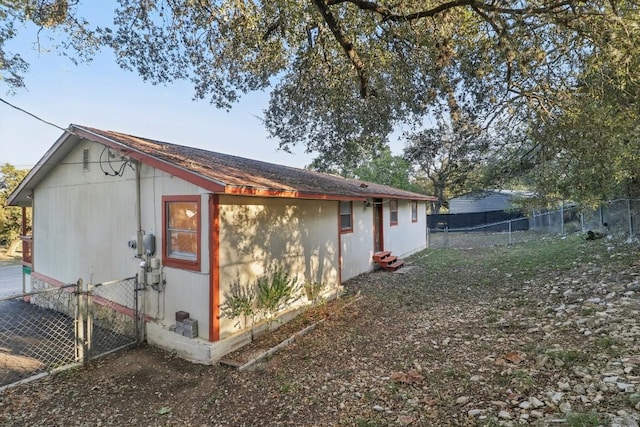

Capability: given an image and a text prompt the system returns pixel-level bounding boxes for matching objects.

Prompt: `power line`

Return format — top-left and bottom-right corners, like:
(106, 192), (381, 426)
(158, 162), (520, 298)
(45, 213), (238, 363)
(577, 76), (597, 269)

(0, 96), (69, 133)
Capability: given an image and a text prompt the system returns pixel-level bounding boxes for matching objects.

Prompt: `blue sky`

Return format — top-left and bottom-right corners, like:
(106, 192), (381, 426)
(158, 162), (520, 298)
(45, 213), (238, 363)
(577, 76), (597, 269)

(0, 3), (317, 170)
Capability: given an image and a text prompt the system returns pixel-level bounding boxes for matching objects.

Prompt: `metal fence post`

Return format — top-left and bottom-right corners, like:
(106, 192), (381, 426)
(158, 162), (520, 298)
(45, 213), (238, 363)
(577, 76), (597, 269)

(560, 202), (564, 235)
(426, 227), (430, 249)
(508, 220), (512, 245)
(74, 278), (86, 363)
(86, 283), (93, 359)
(444, 227), (449, 248)
(135, 275), (144, 343)
(628, 198), (633, 238)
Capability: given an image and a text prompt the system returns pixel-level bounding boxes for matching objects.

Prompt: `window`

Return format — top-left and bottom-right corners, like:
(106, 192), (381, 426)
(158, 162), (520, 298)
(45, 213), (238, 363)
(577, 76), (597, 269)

(390, 199), (398, 226)
(163, 195), (201, 270)
(411, 201), (418, 223)
(339, 201), (353, 233)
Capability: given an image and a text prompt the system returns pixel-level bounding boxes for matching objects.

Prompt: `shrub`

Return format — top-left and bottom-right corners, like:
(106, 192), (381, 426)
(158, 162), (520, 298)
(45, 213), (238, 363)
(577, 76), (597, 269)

(219, 275), (256, 331)
(256, 267), (300, 326)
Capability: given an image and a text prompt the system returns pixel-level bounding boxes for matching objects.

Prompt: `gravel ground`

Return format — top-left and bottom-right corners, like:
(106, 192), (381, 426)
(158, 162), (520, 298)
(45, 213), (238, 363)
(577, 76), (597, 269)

(1, 235), (639, 426)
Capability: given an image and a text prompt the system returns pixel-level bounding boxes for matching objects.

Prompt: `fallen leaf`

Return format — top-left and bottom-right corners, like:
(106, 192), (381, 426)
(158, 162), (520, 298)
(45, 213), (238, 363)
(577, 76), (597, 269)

(390, 372), (407, 382)
(158, 407), (172, 415)
(407, 369), (424, 383)
(423, 397), (438, 407)
(397, 415), (415, 425)
(504, 352), (525, 364)
(390, 370), (424, 384)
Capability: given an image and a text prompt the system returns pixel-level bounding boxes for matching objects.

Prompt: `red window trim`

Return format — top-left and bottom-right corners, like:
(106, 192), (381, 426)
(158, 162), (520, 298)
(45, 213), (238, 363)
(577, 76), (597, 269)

(411, 200), (418, 223)
(162, 195), (202, 271)
(339, 201), (354, 234)
(390, 199), (398, 226)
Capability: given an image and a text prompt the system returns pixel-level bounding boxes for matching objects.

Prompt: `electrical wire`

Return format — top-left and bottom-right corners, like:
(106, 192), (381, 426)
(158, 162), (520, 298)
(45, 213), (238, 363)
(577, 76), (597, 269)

(99, 146), (130, 177)
(0, 96), (70, 134)
(1, 97), (136, 173)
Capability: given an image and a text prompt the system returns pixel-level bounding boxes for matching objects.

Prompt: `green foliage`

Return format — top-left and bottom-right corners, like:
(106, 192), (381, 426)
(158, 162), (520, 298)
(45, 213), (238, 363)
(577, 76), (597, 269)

(565, 412), (602, 427)
(489, 5), (640, 205)
(220, 267), (301, 333)
(0, 1), (99, 91)
(303, 280), (326, 306)
(4, 1), (640, 204)
(404, 108), (490, 212)
(0, 163), (30, 245)
(256, 267), (300, 324)
(311, 146), (423, 193)
(219, 275), (256, 330)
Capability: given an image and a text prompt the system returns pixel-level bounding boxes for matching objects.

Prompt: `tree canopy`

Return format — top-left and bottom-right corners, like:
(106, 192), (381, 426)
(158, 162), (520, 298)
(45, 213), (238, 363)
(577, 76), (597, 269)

(2, 1), (639, 204)
(0, 164), (30, 245)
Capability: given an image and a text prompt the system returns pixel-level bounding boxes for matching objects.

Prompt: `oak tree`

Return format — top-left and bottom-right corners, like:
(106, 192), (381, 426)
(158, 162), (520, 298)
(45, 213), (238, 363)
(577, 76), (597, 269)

(2, 1), (638, 201)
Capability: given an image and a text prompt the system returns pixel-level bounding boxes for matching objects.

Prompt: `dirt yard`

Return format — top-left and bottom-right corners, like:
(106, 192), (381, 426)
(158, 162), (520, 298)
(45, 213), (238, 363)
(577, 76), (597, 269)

(1, 235), (639, 426)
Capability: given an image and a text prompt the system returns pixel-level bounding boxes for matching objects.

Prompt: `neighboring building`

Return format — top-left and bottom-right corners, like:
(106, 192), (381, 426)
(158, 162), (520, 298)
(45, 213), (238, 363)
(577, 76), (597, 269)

(448, 190), (532, 214)
(428, 190), (532, 231)
(8, 125), (436, 363)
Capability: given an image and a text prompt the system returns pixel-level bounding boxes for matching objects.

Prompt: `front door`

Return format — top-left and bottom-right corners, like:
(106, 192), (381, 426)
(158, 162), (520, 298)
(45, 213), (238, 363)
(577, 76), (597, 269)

(373, 199), (383, 252)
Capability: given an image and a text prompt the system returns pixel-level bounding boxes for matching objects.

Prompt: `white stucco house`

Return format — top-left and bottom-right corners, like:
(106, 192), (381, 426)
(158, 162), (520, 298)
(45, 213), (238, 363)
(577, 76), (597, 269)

(8, 125), (435, 363)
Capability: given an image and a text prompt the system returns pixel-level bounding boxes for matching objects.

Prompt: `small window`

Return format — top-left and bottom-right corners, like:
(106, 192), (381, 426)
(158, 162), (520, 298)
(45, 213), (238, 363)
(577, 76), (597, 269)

(82, 149), (90, 171)
(390, 199), (398, 226)
(163, 196), (201, 270)
(339, 201), (353, 233)
(411, 201), (418, 223)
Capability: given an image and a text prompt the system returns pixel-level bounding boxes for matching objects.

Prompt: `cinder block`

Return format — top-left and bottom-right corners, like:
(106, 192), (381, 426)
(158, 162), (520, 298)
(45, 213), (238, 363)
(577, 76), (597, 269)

(175, 311), (190, 322)
(182, 318), (198, 338)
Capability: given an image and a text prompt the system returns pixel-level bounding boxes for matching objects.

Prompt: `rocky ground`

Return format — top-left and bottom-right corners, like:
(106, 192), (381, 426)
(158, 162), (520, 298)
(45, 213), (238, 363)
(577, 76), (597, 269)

(1, 234), (640, 426)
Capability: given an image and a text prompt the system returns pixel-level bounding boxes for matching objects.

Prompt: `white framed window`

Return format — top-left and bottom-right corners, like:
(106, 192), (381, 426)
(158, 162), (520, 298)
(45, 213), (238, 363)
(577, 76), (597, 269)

(339, 201), (353, 233)
(390, 199), (398, 226)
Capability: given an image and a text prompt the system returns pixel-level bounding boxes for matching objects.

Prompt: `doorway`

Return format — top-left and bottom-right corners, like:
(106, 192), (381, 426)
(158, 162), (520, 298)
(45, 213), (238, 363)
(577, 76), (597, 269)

(373, 199), (383, 253)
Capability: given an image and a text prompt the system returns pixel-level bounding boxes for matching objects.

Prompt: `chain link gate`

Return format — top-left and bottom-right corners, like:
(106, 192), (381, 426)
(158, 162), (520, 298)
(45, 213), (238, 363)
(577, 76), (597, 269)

(76, 276), (142, 362)
(0, 275), (142, 389)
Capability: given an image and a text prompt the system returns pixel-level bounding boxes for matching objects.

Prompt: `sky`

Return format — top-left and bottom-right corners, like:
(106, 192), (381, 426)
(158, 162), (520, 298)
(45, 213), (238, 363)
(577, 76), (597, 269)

(0, 3), (322, 170)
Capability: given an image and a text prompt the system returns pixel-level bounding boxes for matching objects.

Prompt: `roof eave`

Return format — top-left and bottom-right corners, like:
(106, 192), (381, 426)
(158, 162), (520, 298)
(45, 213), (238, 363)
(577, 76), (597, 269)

(71, 125), (226, 193)
(365, 193), (437, 202)
(7, 129), (78, 207)
(223, 186), (367, 201)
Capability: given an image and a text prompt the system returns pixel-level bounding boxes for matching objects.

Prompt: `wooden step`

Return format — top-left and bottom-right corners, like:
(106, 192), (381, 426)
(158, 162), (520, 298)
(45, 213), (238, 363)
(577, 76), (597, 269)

(380, 255), (397, 265)
(372, 251), (391, 262)
(384, 259), (405, 271)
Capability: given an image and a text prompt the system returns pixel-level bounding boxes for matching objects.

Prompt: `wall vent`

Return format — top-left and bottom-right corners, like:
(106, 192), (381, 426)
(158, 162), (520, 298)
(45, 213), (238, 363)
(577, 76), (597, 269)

(82, 148), (90, 171)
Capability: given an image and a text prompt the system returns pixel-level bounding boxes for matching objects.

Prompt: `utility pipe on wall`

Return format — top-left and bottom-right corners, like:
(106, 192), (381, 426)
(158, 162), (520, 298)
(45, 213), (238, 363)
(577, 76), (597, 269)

(135, 160), (143, 260)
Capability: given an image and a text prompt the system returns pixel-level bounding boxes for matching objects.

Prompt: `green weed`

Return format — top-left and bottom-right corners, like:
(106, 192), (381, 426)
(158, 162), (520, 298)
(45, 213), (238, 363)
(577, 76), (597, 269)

(565, 412), (602, 427)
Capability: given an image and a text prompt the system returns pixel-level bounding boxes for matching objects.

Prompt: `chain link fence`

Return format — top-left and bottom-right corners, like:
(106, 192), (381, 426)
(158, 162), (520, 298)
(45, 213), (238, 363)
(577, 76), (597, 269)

(427, 218), (543, 249)
(86, 277), (141, 361)
(0, 276), (140, 389)
(427, 198), (640, 249)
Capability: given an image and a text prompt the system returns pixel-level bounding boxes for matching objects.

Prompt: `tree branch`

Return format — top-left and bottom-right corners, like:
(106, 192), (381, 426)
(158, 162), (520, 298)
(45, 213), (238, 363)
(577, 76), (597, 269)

(312, 0), (369, 98)
(328, 0), (580, 22)
(328, 0), (475, 22)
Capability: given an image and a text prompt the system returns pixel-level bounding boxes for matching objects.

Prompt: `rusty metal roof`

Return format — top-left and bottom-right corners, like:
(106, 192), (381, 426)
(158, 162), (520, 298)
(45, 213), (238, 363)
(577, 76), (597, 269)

(73, 125), (436, 202)
(8, 125), (436, 206)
